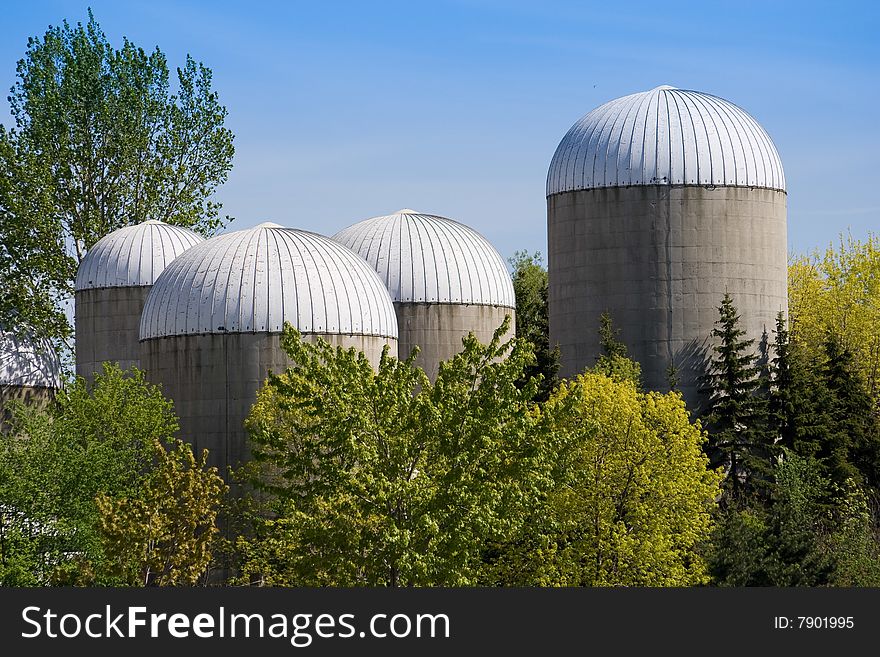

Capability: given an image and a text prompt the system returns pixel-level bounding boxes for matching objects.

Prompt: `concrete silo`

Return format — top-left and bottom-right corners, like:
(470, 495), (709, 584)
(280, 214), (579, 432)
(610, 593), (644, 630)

(75, 220), (203, 380)
(547, 85), (787, 407)
(333, 209), (516, 380)
(1, 331), (61, 431)
(139, 222), (399, 477)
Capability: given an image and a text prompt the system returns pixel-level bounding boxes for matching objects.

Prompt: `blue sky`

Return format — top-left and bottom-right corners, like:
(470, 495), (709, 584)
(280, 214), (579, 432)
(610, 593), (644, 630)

(1, 1), (877, 259)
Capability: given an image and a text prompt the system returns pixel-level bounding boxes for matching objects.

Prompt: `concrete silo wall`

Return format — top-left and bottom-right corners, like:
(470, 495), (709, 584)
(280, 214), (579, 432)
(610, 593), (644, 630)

(140, 332), (397, 479)
(75, 286), (151, 380)
(1, 385), (55, 433)
(548, 185), (787, 409)
(396, 303), (515, 380)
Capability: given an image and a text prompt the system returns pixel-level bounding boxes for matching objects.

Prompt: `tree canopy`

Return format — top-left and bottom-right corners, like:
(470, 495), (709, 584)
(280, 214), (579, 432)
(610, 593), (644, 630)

(0, 10), (234, 344)
(238, 319), (552, 586)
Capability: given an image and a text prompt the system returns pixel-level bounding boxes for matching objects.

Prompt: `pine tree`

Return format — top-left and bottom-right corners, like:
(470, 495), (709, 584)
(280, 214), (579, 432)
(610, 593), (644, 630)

(700, 293), (773, 502)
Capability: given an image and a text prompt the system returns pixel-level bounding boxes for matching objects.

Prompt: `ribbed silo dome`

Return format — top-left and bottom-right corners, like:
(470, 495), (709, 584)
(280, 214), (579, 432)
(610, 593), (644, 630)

(75, 220), (204, 290)
(0, 331), (61, 389)
(547, 85), (785, 196)
(332, 209), (515, 308)
(139, 222), (398, 340)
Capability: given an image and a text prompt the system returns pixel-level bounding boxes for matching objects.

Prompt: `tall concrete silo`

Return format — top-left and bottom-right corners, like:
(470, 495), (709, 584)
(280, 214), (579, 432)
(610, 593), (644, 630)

(1, 331), (61, 431)
(333, 209), (516, 380)
(75, 220), (203, 380)
(547, 85), (787, 408)
(139, 222), (399, 478)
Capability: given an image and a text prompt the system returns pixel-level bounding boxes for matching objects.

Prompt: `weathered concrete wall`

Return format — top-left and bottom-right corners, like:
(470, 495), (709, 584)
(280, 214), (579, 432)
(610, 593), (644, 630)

(75, 286), (151, 380)
(396, 303), (515, 380)
(140, 332), (397, 480)
(1, 385), (55, 433)
(548, 185), (787, 410)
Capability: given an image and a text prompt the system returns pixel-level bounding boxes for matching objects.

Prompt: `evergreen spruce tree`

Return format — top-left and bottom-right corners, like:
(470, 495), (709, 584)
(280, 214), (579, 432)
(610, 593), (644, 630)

(823, 334), (880, 489)
(594, 311), (641, 385)
(769, 313), (832, 461)
(700, 293), (774, 502)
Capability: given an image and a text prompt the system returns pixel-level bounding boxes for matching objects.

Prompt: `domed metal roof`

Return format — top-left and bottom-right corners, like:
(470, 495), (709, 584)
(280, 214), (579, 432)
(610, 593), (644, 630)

(139, 223), (398, 339)
(75, 220), (204, 291)
(0, 331), (61, 389)
(547, 85), (786, 196)
(332, 209), (515, 308)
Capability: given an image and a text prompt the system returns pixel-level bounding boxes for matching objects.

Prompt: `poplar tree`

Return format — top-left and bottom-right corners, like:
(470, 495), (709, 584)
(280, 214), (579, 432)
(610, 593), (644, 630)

(0, 10), (234, 344)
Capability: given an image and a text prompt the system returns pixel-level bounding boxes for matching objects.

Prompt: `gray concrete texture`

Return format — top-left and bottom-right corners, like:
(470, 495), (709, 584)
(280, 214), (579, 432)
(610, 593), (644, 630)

(75, 286), (151, 380)
(140, 332), (397, 480)
(1, 385), (55, 433)
(548, 185), (787, 409)
(396, 303), (515, 380)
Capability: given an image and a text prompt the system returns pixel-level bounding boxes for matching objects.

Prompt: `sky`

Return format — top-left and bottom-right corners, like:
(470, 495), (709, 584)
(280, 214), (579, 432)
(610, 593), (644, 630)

(1, 0), (878, 260)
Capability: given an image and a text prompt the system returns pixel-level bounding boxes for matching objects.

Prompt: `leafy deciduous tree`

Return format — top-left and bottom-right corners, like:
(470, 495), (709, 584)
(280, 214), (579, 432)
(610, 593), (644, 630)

(97, 438), (227, 586)
(0, 10), (234, 344)
(509, 251), (559, 401)
(239, 318), (551, 586)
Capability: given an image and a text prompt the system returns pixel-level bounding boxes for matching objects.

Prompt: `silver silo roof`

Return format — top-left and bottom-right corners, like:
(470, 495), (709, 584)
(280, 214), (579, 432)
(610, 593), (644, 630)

(139, 222), (398, 339)
(547, 85), (786, 196)
(0, 331), (61, 389)
(75, 220), (204, 291)
(332, 209), (515, 308)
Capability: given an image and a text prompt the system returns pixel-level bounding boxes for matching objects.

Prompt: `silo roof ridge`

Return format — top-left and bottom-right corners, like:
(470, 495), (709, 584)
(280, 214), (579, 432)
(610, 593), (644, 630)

(0, 331), (61, 388)
(75, 221), (204, 291)
(331, 210), (516, 308)
(546, 85), (786, 195)
(139, 224), (398, 340)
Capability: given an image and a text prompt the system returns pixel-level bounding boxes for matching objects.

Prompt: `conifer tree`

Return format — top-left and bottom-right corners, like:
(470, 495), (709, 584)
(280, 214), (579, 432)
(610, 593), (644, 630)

(700, 293), (773, 501)
(823, 334), (880, 488)
(594, 312), (641, 384)
(769, 313), (832, 461)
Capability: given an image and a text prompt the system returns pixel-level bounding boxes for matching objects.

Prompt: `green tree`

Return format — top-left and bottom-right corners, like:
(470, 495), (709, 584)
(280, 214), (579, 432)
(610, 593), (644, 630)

(594, 311), (641, 385)
(0, 363), (179, 584)
(709, 453), (833, 586)
(484, 372), (721, 586)
(789, 233), (880, 405)
(96, 438), (227, 586)
(239, 318), (551, 586)
(509, 251), (559, 401)
(700, 293), (773, 502)
(0, 10), (234, 344)
(768, 312), (833, 460)
(822, 334), (880, 488)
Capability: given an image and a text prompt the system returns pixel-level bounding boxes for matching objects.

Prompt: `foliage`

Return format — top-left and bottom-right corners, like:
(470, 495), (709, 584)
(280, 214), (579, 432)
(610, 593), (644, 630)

(821, 334), (880, 488)
(700, 293), (773, 501)
(594, 311), (642, 385)
(769, 312), (833, 460)
(96, 439), (227, 586)
(0, 363), (179, 585)
(239, 318), (551, 586)
(709, 452), (880, 586)
(484, 372), (721, 586)
(789, 233), (880, 405)
(508, 251), (559, 401)
(0, 9), (234, 344)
